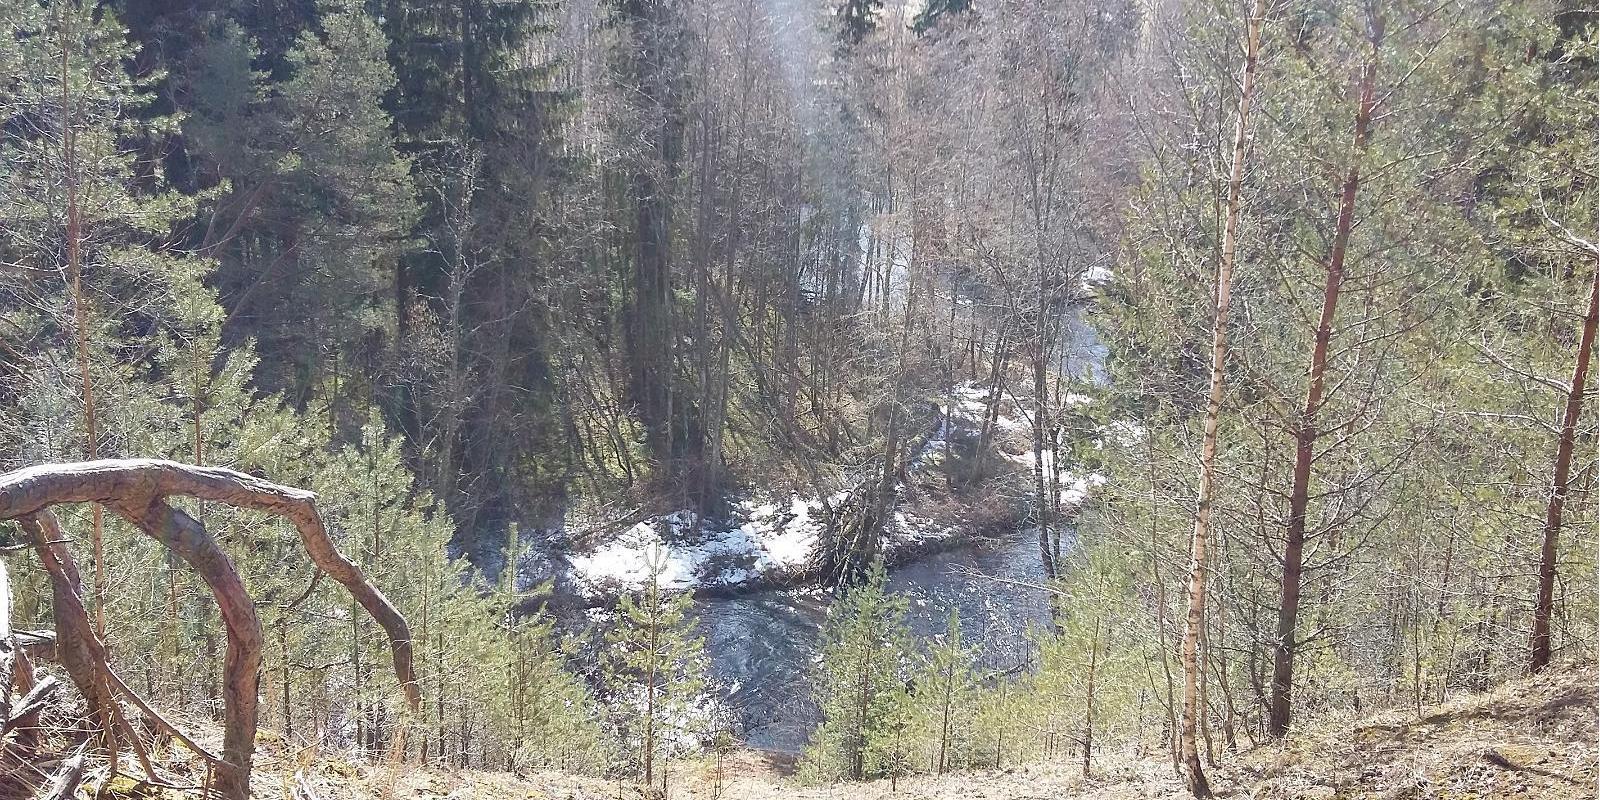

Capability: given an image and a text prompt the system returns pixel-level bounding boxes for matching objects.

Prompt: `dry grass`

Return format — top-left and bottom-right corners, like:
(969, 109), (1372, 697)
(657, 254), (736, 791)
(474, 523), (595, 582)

(1225, 665), (1598, 800)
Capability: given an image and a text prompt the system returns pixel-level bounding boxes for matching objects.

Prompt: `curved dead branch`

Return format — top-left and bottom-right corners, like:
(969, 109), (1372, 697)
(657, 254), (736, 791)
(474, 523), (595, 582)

(0, 459), (423, 800)
(0, 459), (420, 709)
(105, 501), (261, 792)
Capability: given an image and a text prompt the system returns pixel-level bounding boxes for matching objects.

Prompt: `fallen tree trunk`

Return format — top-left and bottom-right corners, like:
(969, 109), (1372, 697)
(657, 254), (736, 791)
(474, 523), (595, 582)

(42, 746), (86, 800)
(0, 459), (423, 800)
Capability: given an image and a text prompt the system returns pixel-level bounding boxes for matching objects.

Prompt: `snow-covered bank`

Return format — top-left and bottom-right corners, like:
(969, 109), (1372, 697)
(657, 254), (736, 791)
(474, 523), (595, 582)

(561, 496), (965, 598)
(558, 381), (1115, 601)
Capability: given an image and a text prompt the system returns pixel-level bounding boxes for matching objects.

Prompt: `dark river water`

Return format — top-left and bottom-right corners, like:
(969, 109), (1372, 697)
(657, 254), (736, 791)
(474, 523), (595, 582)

(693, 528), (1055, 752)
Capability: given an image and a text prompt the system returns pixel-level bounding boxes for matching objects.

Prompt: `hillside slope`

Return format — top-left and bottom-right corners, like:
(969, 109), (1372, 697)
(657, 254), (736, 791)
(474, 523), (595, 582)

(280, 665), (1595, 800)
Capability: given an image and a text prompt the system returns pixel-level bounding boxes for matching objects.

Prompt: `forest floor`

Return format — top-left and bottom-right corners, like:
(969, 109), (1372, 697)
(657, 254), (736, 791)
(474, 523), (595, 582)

(280, 664), (1595, 800)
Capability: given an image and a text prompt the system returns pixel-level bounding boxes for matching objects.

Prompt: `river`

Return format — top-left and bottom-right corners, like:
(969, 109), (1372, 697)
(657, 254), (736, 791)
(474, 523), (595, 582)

(693, 526), (1057, 753)
(692, 303), (1101, 752)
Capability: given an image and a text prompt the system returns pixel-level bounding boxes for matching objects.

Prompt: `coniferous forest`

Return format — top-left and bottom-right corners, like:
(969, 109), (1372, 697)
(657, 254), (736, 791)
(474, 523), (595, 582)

(0, 0), (1595, 798)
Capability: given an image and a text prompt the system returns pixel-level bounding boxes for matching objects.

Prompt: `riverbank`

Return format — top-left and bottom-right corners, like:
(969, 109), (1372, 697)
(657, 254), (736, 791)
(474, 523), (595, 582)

(538, 382), (1109, 609)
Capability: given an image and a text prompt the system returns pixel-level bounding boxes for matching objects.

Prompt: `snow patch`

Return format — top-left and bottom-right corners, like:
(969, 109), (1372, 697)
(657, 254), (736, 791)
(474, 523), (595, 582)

(1096, 420), (1145, 449)
(564, 497), (828, 598)
(1059, 472), (1108, 507)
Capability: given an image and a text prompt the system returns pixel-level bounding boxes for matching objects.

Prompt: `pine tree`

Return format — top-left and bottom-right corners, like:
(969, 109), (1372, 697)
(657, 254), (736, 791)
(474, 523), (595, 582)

(913, 611), (977, 774)
(0, 5), (230, 726)
(971, 680), (1018, 769)
(378, 0), (574, 545)
(604, 547), (709, 792)
(181, 1), (417, 408)
(801, 559), (911, 782)
(864, 680), (914, 788)
(1464, 13), (1599, 675)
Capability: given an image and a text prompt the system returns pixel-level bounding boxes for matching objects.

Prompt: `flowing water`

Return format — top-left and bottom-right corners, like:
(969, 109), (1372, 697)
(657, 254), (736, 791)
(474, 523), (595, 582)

(693, 528), (1057, 752)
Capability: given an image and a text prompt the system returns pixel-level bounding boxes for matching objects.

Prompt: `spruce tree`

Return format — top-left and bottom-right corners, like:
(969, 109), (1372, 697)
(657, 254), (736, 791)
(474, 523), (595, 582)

(181, 1), (417, 407)
(838, 0), (883, 45)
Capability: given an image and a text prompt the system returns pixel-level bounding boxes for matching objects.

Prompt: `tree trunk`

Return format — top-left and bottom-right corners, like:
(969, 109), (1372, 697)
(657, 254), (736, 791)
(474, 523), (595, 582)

(1083, 616), (1099, 777)
(1530, 266), (1598, 672)
(1216, 533), (1239, 752)
(1033, 299), (1057, 589)
(1270, 20), (1381, 738)
(1181, 1), (1265, 794)
(643, 581), (659, 787)
(1151, 447), (1179, 775)
(862, 262), (921, 577)
(975, 322), (1011, 476)
(56, 14), (107, 645)
(624, 0), (688, 467)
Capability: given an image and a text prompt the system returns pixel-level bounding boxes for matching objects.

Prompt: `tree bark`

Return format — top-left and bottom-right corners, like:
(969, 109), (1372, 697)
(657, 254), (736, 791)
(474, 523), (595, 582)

(1269, 18), (1382, 738)
(1033, 329), (1057, 587)
(1180, 1), (1265, 794)
(1530, 266), (1598, 672)
(56, 10), (107, 645)
(860, 254), (921, 579)
(975, 322), (1011, 477)
(115, 500), (262, 794)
